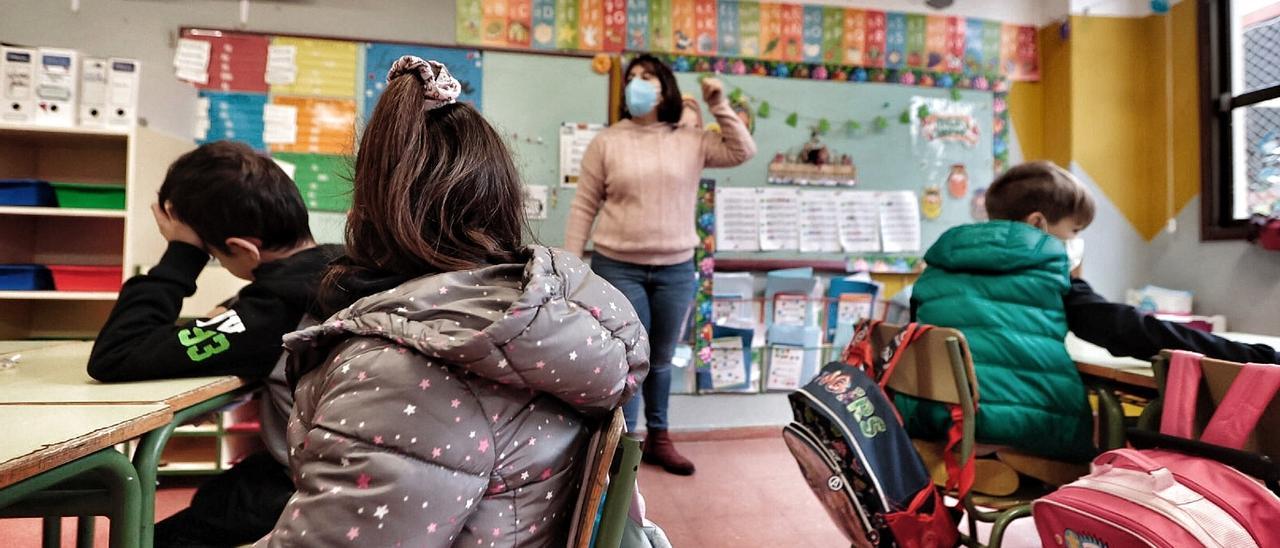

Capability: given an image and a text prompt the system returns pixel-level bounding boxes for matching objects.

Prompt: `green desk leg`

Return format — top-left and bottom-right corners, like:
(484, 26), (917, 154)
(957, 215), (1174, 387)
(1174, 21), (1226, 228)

(0, 448), (141, 548)
(132, 390), (251, 548)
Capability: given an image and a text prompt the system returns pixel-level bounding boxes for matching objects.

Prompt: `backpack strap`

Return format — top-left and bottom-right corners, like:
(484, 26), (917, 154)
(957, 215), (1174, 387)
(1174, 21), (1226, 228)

(943, 405), (975, 503)
(841, 319), (883, 373)
(1199, 362), (1280, 450)
(874, 323), (932, 390)
(1160, 350), (1205, 439)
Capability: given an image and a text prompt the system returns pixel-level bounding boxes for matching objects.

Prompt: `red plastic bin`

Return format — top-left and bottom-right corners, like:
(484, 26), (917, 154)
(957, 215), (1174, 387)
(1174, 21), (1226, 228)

(47, 265), (123, 292)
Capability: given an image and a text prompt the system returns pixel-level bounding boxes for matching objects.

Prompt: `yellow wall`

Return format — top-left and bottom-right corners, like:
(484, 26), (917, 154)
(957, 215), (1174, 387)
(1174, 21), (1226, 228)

(1008, 2), (1200, 240)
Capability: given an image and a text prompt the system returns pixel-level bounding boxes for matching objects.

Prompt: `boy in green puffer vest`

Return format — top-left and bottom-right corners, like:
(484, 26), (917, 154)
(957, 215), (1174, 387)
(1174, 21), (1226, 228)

(900, 161), (1097, 462)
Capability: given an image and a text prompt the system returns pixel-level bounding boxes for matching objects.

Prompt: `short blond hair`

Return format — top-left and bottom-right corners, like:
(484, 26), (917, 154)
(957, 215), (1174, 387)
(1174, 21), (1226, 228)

(985, 161), (1095, 226)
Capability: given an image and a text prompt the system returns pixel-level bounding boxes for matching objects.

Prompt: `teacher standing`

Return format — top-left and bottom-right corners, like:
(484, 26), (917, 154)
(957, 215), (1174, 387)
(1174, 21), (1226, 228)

(565, 54), (756, 476)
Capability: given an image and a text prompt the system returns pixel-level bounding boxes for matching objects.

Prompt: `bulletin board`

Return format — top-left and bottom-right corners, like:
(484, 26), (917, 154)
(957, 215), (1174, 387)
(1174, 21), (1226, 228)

(176, 28), (487, 244)
(675, 72), (995, 262)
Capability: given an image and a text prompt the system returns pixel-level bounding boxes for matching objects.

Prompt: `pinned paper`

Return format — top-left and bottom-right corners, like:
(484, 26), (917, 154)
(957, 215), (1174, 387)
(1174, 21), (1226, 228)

(525, 185), (549, 219)
(709, 336), (748, 388)
(759, 187), (801, 251)
(174, 38), (211, 84)
(879, 191), (922, 253)
(766, 346), (805, 391)
(836, 191), (880, 253)
(772, 294), (810, 326)
(271, 157), (297, 181)
(264, 44), (298, 85)
(715, 187), (760, 252)
(262, 103), (298, 145)
(558, 123), (603, 187)
(799, 191), (841, 253)
(194, 96), (211, 140)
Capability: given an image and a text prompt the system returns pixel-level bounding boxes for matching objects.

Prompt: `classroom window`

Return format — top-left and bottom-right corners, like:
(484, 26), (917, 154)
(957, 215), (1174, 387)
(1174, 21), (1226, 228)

(1202, 0), (1280, 239)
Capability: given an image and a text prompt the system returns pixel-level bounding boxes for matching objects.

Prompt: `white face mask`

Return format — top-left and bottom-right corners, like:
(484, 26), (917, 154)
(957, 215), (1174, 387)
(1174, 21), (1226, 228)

(1065, 238), (1085, 272)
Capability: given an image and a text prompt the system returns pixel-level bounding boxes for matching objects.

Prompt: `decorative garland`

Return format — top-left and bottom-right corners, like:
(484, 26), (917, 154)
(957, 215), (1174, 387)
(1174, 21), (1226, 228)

(657, 53), (1012, 171)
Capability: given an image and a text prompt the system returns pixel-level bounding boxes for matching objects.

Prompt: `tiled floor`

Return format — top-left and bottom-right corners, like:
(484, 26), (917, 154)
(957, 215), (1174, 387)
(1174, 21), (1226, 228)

(0, 434), (1041, 547)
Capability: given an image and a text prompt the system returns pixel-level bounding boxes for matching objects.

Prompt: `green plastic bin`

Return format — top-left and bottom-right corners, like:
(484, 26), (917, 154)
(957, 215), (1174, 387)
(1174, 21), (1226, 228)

(51, 182), (126, 210)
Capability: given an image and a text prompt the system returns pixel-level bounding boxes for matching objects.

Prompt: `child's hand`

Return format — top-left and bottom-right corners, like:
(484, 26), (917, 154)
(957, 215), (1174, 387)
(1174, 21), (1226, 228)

(700, 77), (725, 105)
(152, 202), (204, 248)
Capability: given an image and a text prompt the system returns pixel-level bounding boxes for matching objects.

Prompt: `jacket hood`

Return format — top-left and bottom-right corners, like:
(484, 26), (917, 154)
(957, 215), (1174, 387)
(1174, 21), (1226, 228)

(924, 221), (1070, 276)
(284, 245), (649, 415)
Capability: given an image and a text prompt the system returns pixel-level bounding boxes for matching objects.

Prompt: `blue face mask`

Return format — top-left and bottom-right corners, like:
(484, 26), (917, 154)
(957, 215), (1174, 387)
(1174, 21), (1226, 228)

(626, 79), (659, 117)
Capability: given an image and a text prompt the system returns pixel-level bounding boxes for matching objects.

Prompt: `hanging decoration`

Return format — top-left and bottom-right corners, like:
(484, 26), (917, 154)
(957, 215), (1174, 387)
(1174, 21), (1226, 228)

(693, 177), (717, 373)
(921, 185), (943, 220)
(970, 186), (989, 221)
(457, 0), (1040, 81)
(766, 130), (856, 186)
(946, 164), (969, 198)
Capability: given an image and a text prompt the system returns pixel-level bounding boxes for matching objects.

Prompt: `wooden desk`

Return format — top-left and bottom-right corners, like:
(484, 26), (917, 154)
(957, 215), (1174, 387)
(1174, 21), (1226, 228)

(0, 341), (248, 408)
(0, 405), (169, 488)
(0, 340), (256, 548)
(1067, 333), (1156, 390)
(0, 404), (170, 547)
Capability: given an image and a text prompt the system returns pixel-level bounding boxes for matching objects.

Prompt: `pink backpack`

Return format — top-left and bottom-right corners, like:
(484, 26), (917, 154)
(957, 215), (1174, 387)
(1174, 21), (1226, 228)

(1032, 350), (1280, 548)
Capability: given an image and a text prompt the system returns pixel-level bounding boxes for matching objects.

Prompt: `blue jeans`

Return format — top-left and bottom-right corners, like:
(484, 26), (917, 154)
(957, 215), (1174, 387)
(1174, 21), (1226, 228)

(590, 253), (697, 432)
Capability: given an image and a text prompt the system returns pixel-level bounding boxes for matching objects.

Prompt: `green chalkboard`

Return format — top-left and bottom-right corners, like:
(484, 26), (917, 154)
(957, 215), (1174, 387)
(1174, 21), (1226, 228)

(481, 51), (610, 247)
(675, 72), (995, 261)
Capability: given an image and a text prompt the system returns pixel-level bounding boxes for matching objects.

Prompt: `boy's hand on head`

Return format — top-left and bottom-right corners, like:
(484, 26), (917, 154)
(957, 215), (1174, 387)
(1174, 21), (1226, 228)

(152, 202), (204, 249)
(700, 77), (724, 104)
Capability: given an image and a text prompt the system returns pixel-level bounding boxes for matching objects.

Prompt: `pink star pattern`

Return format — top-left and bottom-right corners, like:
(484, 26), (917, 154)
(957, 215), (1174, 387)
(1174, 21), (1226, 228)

(356, 473), (372, 489)
(357, 371), (367, 381)
(535, 361), (546, 369)
(428, 523), (438, 533)
(432, 447), (443, 458)
(450, 399), (461, 408)
(373, 435), (384, 445)
(478, 439), (490, 453)
(438, 286), (448, 295)
(419, 379), (430, 390)
(346, 527), (359, 540)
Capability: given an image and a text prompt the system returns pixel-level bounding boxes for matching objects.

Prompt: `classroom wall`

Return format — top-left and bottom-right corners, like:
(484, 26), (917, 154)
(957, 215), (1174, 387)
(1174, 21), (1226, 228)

(0, 0), (456, 139)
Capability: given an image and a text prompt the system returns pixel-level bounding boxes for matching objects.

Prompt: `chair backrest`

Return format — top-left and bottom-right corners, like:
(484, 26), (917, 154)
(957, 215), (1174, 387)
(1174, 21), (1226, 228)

(1154, 351), (1280, 458)
(869, 323), (978, 407)
(568, 407), (625, 548)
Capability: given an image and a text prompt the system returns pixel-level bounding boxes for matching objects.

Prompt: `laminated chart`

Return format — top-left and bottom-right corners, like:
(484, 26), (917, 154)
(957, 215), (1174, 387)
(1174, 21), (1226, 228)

(183, 31), (270, 93)
(196, 91), (267, 151)
(268, 37), (358, 99)
(362, 43), (484, 122)
(268, 96), (356, 155)
(271, 152), (351, 212)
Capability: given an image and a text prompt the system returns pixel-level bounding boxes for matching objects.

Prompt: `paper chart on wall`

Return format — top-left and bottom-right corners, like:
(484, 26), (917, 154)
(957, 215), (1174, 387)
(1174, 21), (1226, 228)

(558, 123), (604, 187)
(525, 185), (549, 220)
(262, 104), (298, 144)
(715, 187), (761, 252)
(758, 187), (801, 251)
(878, 191), (922, 253)
(766, 345), (805, 391)
(798, 191), (841, 253)
(264, 44), (298, 85)
(709, 336), (747, 388)
(836, 191), (881, 253)
(174, 38), (211, 84)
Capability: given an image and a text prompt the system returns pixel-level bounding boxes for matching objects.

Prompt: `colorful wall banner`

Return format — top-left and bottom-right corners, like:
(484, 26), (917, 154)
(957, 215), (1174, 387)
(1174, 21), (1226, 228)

(456, 0), (1041, 81)
(626, 0), (650, 50)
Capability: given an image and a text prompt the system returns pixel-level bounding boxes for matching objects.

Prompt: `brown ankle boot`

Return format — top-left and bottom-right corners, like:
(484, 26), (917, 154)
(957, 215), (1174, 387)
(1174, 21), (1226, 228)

(642, 428), (695, 476)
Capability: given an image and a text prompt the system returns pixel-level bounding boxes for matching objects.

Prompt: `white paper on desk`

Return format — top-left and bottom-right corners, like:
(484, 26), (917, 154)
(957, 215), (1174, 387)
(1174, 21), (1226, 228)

(710, 337), (747, 389)
(773, 294), (809, 326)
(524, 185), (549, 220)
(715, 187), (761, 252)
(836, 191), (881, 253)
(558, 123), (603, 187)
(799, 191), (842, 253)
(878, 191), (922, 253)
(767, 346), (805, 391)
(265, 45), (298, 85)
(173, 38), (211, 84)
(759, 187), (801, 251)
(262, 104), (298, 144)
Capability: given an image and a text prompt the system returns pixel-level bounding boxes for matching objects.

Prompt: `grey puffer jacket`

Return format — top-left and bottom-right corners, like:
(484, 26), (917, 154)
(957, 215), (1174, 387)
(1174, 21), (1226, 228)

(257, 246), (649, 547)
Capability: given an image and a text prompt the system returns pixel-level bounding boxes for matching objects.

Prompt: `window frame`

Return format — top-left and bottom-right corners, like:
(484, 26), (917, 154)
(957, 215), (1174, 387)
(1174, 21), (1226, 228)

(1200, 0), (1280, 240)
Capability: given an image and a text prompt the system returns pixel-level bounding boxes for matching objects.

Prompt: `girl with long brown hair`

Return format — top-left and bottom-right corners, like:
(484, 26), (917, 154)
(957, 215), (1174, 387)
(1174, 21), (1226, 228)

(257, 56), (648, 547)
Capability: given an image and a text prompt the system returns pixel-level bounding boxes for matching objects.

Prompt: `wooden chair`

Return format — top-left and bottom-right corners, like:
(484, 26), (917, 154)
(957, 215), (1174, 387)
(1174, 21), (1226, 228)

(568, 407), (641, 548)
(868, 323), (1122, 548)
(1131, 351), (1280, 492)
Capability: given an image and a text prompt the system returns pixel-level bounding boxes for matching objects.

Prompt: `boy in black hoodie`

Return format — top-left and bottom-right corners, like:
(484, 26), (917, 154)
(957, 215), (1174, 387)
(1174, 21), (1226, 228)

(88, 140), (342, 547)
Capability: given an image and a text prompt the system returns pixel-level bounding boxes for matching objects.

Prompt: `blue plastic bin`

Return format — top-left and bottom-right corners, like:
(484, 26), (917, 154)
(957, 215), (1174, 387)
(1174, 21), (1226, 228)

(0, 264), (54, 290)
(0, 179), (56, 207)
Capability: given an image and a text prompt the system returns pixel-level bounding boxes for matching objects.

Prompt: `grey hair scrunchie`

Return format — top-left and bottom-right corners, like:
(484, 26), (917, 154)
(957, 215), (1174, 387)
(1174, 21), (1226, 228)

(386, 55), (461, 110)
